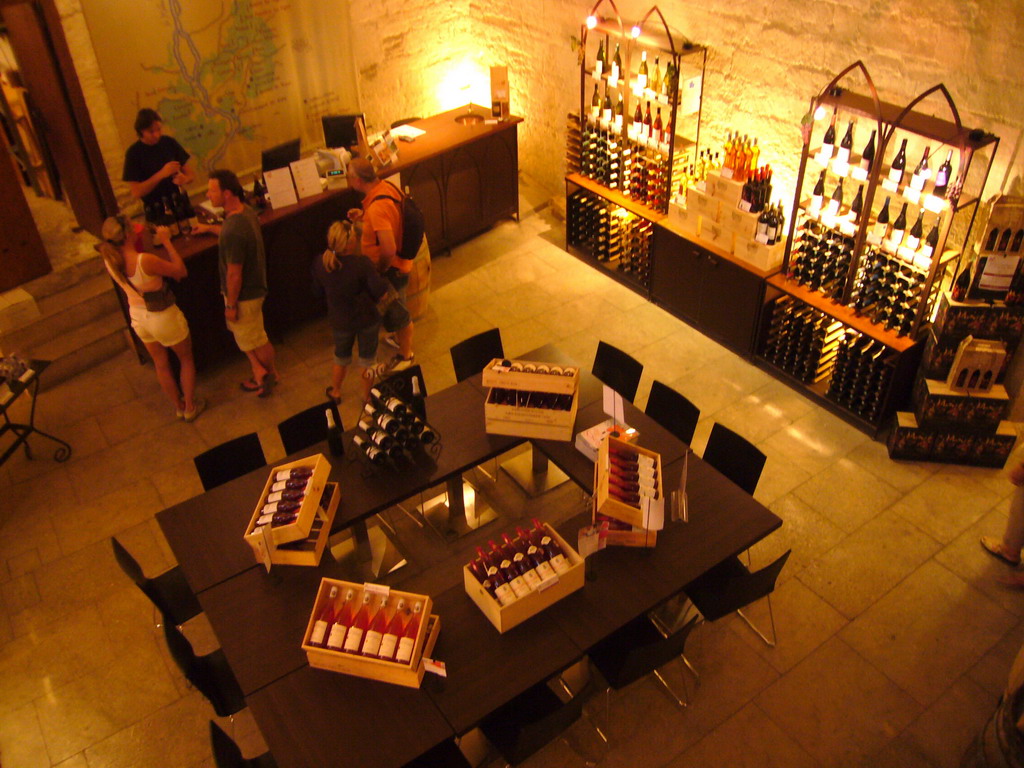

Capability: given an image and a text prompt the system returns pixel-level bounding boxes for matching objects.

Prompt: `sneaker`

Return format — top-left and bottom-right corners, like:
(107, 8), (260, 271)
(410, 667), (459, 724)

(378, 354), (415, 375)
(383, 333), (400, 350)
(183, 398), (207, 423)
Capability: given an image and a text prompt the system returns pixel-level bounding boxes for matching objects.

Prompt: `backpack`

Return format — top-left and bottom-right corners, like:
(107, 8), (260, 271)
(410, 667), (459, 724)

(372, 188), (425, 262)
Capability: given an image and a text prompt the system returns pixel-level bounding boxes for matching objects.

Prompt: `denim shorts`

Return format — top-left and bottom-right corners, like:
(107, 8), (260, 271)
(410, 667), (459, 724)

(333, 324), (379, 367)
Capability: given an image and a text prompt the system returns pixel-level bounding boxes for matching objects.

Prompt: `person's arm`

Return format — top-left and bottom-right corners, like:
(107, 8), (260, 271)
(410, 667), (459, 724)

(363, 258), (389, 301)
(141, 226), (187, 280)
(172, 159), (195, 188)
(127, 160), (181, 201)
(224, 263), (243, 321)
(375, 228), (398, 272)
(192, 222), (222, 237)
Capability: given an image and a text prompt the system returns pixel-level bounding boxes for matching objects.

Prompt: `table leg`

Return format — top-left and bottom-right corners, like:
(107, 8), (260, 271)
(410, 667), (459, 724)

(419, 473), (499, 540)
(500, 445), (569, 497)
(328, 518), (407, 580)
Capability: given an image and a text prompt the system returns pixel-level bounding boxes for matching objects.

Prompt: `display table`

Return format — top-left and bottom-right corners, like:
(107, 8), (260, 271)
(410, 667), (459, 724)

(157, 348), (781, 768)
(131, 106), (521, 370)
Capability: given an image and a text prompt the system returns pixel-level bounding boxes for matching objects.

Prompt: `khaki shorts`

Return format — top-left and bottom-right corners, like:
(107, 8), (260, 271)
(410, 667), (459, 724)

(129, 304), (190, 347)
(226, 297), (270, 352)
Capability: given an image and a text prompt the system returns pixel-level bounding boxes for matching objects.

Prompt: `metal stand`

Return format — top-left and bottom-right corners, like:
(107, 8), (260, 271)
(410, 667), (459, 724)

(328, 517), (407, 581)
(419, 474), (499, 541)
(500, 446), (569, 497)
(0, 362), (72, 467)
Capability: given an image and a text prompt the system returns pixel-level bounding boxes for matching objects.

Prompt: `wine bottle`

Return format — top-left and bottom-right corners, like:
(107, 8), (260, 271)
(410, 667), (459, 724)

(512, 551), (542, 590)
(921, 220), (940, 260)
(933, 150), (953, 197)
(952, 261), (972, 301)
(526, 544), (557, 581)
(874, 196), (892, 240)
(602, 86), (612, 123)
(905, 211), (925, 251)
(827, 179), (844, 216)
(653, 107), (663, 144)
(259, 499), (300, 517)
(590, 83), (600, 120)
(343, 590), (374, 653)
(811, 170), (826, 213)
(267, 488), (304, 503)
(912, 146), (931, 189)
(614, 92), (624, 128)
(326, 408), (344, 456)
(270, 478), (308, 493)
(594, 39), (605, 79)
(325, 588), (356, 651)
(360, 596), (390, 657)
(394, 601), (423, 664)
(651, 56), (661, 93)
(377, 598), (407, 661)
(540, 535), (572, 574)
(500, 558), (532, 598)
(849, 184), (864, 223)
(766, 204), (780, 246)
(756, 207), (771, 240)
(663, 60), (676, 98)
(890, 202), (909, 245)
(860, 129), (877, 172)
(632, 100), (642, 133)
(837, 120), (854, 164)
(353, 434), (386, 465)
(643, 101), (653, 139)
(610, 43), (621, 84)
(309, 586), (339, 647)
(175, 192), (193, 236)
(275, 466), (313, 483)
(821, 109), (837, 158)
(419, 424), (437, 445)
(637, 50), (649, 90)
(487, 565), (517, 606)
(162, 196), (180, 237)
(889, 138), (908, 185)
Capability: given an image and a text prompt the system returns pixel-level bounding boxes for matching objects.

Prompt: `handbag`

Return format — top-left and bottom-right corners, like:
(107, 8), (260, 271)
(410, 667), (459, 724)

(375, 282), (401, 315)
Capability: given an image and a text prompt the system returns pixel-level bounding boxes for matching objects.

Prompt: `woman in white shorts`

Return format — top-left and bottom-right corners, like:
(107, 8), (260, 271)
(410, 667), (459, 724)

(98, 215), (204, 421)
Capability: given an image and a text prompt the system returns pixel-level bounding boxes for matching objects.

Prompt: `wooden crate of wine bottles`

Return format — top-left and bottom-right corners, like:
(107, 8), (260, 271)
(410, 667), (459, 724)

(244, 482), (339, 568)
(463, 522), (584, 633)
(243, 454), (333, 555)
(302, 579), (440, 688)
(482, 358), (580, 441)
(594, 436), (664, 531)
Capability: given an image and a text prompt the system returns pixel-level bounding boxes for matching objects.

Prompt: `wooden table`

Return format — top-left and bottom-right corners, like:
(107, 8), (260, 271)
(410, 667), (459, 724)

(158, 350), (782, 768)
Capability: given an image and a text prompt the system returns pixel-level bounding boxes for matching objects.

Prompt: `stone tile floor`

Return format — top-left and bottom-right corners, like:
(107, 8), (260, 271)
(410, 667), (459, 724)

(0, 205), (1021, 767)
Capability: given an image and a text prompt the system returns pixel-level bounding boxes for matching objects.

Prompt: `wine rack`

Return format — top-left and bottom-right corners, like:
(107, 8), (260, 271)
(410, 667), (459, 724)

(762, 297), (843, 384)
(565, 9), (706, 296)
(755, 61), (999, 434)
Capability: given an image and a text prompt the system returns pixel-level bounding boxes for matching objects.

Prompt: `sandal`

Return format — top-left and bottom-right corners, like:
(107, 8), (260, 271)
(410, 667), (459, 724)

(240, 377), (262, 392)
(258, 375), (276, 398)
(981, 536), (1021, 567)
(325, 385), (341, 404)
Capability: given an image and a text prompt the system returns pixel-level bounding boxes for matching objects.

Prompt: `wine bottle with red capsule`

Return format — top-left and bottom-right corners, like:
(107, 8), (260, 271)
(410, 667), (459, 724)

(377, 598), (407, 661)
(342, 591), (374, 653)
(360, 596), (390, 657)
(541, 534), (572, 574)
(512, 551), (542, 590)
(487, 566), (518, 606)
(269, 478), (308, 493)
(274, 466), (313, 482)
(500, 558), (532, 598)
(325, 588), (356, 651)
(309, 586), (339, 647)
(394, 601), (423, 664)
(527, 544), (557, 581)
(501, 532), (527, 557)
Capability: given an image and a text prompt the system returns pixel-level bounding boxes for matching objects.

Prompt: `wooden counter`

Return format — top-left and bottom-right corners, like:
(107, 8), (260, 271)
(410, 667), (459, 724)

(144, 105), (521, 369)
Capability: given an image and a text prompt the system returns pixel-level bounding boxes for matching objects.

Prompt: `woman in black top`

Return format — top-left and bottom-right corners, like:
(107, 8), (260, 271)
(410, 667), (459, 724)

(312, 220), (389, 403)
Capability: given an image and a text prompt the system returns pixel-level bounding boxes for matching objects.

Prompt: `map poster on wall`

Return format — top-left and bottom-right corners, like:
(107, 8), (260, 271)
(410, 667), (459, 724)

(81, 0), (360, 183)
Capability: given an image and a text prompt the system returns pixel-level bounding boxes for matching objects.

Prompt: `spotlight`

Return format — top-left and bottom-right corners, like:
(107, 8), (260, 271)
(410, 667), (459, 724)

(631, 24), (641, 38)
(814, 104), (826, 121)
(586, 15), (598, 29)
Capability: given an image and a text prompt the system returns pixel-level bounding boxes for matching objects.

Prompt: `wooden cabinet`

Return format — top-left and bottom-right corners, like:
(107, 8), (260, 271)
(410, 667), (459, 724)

(650, 223), (765, 353)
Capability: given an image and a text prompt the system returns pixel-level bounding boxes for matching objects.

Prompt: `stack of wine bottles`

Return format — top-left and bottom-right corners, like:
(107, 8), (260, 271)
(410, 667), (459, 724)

(617, 217), (653, 282)
(825, 329), (895, 423)
(579, 121), (630, 193)
(788, 214), (856, 299)
(567, 190), (653, 287)
(762, 297), (843, 384)
(308, 584), (426, 664)
(467, 519), (573, 607)
(353, 387), (436, 465)
(144, 189), (198, 237)
(253, 465), (313, 532)
(849, 246), (927, 336)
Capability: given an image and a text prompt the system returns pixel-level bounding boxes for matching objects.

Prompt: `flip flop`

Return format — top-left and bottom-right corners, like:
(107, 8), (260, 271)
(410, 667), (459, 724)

(325, 386), (341, 404)
(258, 375), (276, 399)
(240, 377), (262, 392)
(981, 536), (1021, 567)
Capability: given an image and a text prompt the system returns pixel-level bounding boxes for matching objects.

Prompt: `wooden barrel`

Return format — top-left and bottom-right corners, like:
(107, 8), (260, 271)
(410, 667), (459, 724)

(961, 689), (1024, 768)
(405, 239), (431, 321)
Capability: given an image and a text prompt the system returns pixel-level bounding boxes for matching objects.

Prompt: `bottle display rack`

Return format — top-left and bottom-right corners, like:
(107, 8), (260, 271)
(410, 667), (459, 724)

(566, 186), (654, 292)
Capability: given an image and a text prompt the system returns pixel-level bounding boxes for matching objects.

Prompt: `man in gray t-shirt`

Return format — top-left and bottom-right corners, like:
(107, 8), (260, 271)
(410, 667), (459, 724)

(195, 169), (279, 396)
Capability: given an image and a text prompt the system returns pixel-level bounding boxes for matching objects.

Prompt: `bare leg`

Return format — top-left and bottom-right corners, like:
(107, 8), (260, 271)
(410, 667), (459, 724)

(250, 341), (278, 382)
(397, 322), (414, 359)
(1003, 484), (1024, 555)
(170, 335), (196, 412)
(329, 363), (347, 401)
(145, 341), (184, 412)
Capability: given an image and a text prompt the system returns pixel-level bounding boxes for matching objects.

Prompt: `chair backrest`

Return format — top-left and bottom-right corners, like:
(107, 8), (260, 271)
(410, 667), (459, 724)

(277, 401), (340, 456)
(193, 432), (267, 492)
(702, 422), (766, 496)
(592, 341), (643, 403)
(111, 537), (145, 587)
(616, 615), (699, 689)
(645, 380), (700, 445)
(699, 550), (792, 622)
(163, 623), (246, 717)
(450, 328), (503, 383)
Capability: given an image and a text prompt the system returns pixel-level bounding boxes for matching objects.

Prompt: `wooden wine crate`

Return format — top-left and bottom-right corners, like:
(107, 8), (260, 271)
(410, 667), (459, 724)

(481, 358), (579, 394)
(595, 517), (659, 548)
(699, 219), (736, 255)
(594, 436), (664, 531)
(946, 337), (1007, 393)
(720, 205), (760, 241)
(244, 454), (332, 547)
(734, 238), (785, 272)
(706, 171), (745, 207)
(686, 187), (720, 222)
(463, 523), (584, 633)
(667, 202), (700, 237)
(244, 482), (339, 567)
(302, 579), (438, 688)
(483, 358), (580, 441)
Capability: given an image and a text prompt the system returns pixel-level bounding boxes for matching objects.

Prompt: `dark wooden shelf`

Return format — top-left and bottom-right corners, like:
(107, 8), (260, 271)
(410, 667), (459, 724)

(566, 173), (668, 222)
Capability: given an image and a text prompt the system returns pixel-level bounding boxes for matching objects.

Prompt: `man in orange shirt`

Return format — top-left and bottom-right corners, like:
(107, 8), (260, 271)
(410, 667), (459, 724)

(347, 158), (415, 373)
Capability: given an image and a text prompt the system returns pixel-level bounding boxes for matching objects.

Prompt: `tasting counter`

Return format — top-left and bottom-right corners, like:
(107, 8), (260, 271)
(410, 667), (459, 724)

(157, 346), (782, 768)
(140, 105), (521, 370)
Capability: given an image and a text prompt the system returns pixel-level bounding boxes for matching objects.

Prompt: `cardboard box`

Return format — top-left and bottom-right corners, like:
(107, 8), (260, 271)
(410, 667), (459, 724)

(946, 337), (1007, 393)
(463, 523), (584, 633)
(594, 436), (664, 530)
(706, 172), (745, 207)
(245, 455), (332, 547)
(302, 580), (438, 688)
(932, 291), (1024, 344)
(686, 187), (720, 222)
(244, 483), (339, 568)
(888, 412), (1019, 468)
(699, 220), (735, 254)
(734, 238), (785, 272)
(887, 412), (935, 461)
(720, 206), (761, 241)
(913, 377), (1008, 431)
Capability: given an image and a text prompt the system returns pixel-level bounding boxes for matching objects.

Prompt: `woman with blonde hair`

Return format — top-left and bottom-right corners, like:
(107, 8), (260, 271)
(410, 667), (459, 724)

(98, 215), (204, 420)
(311, 219), (389, 403)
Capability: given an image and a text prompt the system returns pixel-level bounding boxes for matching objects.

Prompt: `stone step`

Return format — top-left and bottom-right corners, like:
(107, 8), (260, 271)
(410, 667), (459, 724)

(0, 274), (121, 355)
(32, 313), (129, 390)
(18, 256), (106, 305)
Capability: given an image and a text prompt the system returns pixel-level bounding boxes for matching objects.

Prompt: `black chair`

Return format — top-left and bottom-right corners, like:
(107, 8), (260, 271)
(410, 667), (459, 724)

(210, 721), (277, 768)
(402, 738), (471, 768)
(645, 380), (700, 445)
(450, 328), (504, 383)
(683, 549), (792, 647)
(111, 537), (201, 626)
(592, 341), (643, 403)
(193, 433), (267, 492)
(164, 622), (246, 717)
(277, 401), (341, 456)
(701, 422), (766, 496)
(480, 679), (587, 766)
(589, 614), (699, 712)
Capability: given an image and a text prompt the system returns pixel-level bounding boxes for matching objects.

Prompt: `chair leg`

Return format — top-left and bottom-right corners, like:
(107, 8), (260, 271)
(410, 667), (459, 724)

(736, 592), (778, 647)
(651, 668), (688, 708)
(557, 675), (607, 745)
(680, 652), (701, 686)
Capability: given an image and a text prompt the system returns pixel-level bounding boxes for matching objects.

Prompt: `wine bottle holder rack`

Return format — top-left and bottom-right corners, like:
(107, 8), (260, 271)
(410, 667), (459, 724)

(762, 296), (842, 384)
(567, 188), (653, 290)
(824, 329), (896, 423)
(577, 120), (679, 213)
